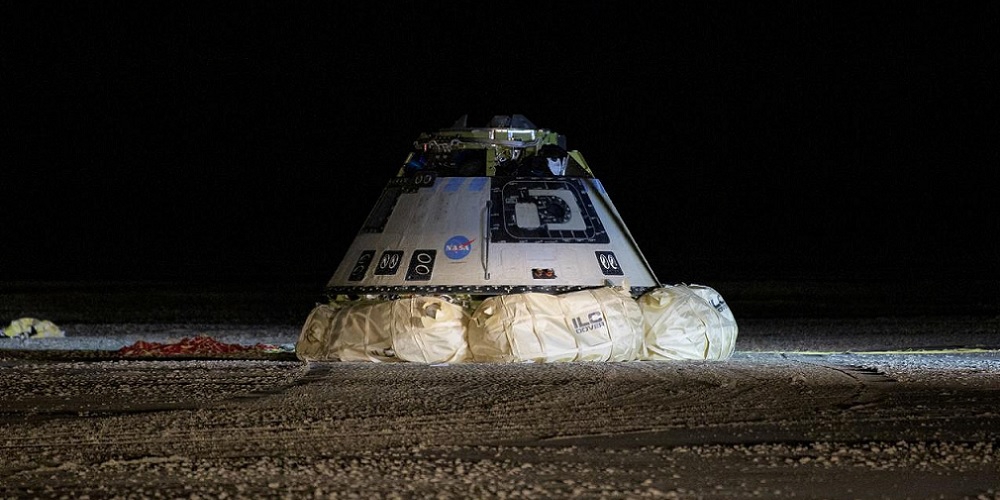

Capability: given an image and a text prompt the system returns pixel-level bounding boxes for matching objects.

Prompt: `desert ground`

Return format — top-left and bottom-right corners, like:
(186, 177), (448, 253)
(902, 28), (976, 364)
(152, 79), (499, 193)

(1, 279), (998, 499)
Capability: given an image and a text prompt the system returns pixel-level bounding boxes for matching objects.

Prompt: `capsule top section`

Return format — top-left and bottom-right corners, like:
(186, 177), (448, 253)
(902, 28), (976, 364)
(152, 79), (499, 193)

(398, 114), (595, 178)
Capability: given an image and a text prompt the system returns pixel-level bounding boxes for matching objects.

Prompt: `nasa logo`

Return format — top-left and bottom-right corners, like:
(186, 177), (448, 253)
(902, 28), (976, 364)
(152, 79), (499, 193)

(444, 235), (475, 260)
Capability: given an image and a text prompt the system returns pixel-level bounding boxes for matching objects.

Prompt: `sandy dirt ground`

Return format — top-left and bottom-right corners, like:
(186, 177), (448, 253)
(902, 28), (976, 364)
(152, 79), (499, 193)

(1, 280), (998, 498)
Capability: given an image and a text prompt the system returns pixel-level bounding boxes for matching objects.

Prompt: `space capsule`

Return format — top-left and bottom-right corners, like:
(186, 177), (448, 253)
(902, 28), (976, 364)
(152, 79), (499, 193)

(325, 114), (661, 299)
(299, 115), (736, 364)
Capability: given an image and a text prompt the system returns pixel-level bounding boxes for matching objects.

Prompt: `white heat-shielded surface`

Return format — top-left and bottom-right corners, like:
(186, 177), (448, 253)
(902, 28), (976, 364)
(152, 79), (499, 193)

(326, 176), (659, 295)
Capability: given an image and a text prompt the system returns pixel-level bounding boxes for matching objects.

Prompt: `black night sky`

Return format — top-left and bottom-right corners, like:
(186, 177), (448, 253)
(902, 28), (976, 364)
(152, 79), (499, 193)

(3, 3), (997, 287)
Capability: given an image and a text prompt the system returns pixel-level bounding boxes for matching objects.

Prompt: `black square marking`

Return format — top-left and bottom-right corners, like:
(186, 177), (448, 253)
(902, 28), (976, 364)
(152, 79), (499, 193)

(374, 250), (404, 275)
(405, 250), (436, 281)
(595, 251), (624, 276)
(348, 250), (376, 281)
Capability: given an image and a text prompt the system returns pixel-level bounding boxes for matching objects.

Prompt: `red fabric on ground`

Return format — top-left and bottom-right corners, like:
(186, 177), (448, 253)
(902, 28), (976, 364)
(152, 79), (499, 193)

(118, 336), (277, 356)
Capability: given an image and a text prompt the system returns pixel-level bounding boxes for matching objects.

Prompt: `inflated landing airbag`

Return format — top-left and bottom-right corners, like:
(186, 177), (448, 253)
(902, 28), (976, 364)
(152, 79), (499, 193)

(638, 284), (737, 361)
(296, 296), (469, 363)
(467, 287), (644, 363)
(296, 285), (737, 363)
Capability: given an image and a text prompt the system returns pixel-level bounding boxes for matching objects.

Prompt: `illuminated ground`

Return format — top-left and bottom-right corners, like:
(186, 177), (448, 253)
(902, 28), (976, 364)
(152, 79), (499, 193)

(1, 280), (998, 498)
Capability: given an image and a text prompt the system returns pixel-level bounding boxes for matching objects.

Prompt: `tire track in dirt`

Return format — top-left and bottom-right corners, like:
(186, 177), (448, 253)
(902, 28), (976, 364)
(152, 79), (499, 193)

(784, 355), (898, 410)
